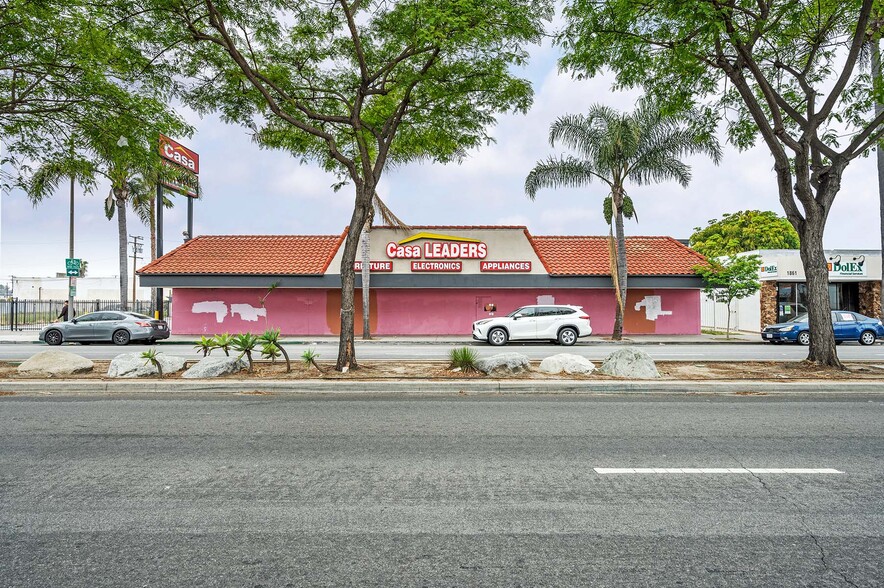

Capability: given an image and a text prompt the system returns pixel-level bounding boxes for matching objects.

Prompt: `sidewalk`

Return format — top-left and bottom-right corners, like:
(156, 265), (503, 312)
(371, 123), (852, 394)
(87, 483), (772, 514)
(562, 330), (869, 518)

(0, 330), (761, 345)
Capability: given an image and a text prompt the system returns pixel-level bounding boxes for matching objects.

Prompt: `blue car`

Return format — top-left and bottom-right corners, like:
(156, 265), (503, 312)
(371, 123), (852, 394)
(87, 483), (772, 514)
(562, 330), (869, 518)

(761, 311), (884, 346)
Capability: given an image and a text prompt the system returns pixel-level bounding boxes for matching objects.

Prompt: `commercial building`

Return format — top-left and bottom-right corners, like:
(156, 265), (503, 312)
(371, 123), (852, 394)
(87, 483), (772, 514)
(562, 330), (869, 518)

(700, 249), (883, 331)
(138, 226), (707, 336)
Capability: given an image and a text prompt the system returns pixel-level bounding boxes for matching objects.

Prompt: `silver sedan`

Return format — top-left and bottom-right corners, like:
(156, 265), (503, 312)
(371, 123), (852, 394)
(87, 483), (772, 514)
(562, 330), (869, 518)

(39, 311), (170, 346)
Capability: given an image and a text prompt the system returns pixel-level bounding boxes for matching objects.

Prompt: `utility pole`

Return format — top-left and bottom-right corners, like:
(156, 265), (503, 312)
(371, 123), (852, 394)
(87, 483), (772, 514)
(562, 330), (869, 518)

(129, 235), (143, 308)
(68, 174), (75, 316)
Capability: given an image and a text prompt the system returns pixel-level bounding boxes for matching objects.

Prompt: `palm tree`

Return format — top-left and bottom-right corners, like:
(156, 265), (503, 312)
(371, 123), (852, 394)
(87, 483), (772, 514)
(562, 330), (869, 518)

(359, 193), (409, 339)
(525, 98), (721, 339)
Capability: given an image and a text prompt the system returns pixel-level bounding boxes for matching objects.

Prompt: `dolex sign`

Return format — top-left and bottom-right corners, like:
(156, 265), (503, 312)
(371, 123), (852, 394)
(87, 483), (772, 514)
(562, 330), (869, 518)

(159, 134), (199, 174)
(828, 259), (866, 277)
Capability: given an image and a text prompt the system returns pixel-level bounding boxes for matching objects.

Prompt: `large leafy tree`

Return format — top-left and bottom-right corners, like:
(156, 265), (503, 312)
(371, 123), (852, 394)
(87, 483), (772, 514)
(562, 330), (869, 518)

(560, 0), (884, 368)
(690, 210), (800, 258)
(24, 105), (192, 309)
(1, 1), (174, 184)
(525, 99), (720, 339)
(136, 0), (552, 370)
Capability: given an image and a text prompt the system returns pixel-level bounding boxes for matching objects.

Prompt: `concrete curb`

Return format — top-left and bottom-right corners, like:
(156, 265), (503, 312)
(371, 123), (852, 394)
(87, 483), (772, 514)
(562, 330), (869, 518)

(0, 338), (763, 346)
(1, 378), (882, 396)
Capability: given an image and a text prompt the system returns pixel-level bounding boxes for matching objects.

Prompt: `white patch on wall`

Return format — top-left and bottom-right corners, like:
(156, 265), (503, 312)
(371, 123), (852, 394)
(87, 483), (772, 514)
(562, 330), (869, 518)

(635, 296), (673, 321)
(192, 301), (228, 323)
(230, 303), (267, 322)
(536, 295), (556, 305)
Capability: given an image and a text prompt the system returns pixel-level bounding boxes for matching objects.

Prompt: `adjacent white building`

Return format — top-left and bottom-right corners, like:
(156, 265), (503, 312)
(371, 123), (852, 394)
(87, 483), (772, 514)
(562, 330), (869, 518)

(701, 249), (883, 332)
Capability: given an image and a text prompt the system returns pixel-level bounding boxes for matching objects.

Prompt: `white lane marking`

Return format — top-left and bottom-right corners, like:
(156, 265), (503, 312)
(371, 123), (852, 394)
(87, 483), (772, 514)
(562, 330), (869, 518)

(594, 467), (844, 474)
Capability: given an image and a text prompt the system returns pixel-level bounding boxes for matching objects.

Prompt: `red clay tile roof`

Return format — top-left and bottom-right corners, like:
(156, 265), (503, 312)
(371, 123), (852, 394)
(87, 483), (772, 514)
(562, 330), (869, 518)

(138, 233), (346, 275)
(139, 231), (705, 277)
(531, 236), (706, 276)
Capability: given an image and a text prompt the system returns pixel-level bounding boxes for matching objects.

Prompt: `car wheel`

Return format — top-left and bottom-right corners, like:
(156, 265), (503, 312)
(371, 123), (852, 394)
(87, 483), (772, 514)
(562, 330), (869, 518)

(558, 327), (578, 346)
(44, 329), (63, 346)
(488, 327), (508, 346)
(112, 329), (131, 346)
(859, 330), (877, 346)
(797, 331), (811, 346)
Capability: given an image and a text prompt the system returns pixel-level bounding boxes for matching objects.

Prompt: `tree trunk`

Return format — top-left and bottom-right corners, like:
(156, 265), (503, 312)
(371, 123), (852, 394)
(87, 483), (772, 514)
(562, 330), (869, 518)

(797, 204), (842, 368)
(149, 191), (158, 316)
(116, 193), (129, 311)
(336, 183), (373, 371)
(361, 216), (372, 340)
(872, 42), (884, 319)
(611, 189), (628, 340)
(725, 300), (732, 339)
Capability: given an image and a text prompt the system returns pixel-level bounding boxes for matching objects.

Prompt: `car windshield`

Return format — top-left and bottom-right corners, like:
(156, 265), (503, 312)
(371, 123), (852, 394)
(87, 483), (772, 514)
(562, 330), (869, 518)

(788, 314), (808, 323)
(507, 307), (529, 318)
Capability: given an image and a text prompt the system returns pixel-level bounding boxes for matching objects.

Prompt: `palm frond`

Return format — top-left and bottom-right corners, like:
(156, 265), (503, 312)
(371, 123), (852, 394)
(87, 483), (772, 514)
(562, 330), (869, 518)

(373, 194), (410, 230)
(525, 156), (607, 200)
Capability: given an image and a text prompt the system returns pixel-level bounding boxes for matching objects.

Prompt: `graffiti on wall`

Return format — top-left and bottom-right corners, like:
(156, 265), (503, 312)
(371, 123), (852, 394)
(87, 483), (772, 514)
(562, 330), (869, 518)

(192, 300), (266, 323)
(634, 295), (672, 321)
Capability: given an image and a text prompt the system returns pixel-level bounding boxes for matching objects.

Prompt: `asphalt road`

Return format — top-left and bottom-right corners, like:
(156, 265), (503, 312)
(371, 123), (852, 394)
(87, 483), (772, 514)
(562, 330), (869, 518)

(1, 393), (882, 587)
(3, 340), (884, 362)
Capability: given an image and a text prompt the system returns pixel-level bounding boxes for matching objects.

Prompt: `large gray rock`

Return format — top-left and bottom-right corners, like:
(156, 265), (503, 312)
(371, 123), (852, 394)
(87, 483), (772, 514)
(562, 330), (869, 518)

(599, 347), (660, 379)
(539, 353), (595, 375)
(17, 350), (93, 376)
(107, 353), (188, 378)
(475, 352), (531, 376)
(182, 356), (247, 379)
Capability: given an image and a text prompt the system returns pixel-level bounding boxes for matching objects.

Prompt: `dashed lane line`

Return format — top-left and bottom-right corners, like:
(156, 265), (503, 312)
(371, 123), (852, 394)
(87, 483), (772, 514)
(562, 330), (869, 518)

(594, 467), (844, 474)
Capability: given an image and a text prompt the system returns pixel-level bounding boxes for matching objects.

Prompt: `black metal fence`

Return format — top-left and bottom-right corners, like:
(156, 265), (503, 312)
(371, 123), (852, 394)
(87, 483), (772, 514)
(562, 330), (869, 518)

(0, 299), (172, 331)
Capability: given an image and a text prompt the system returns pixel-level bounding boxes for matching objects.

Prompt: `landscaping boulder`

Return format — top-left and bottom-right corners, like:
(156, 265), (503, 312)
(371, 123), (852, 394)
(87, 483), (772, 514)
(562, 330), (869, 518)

(475, 352), (531, 376)
(599, 347), (660, 379)
(539, 353), (595, 375)
(182, 356), (247, 379)
(17, 350), (93, 376)
(107, 353), (188, 378)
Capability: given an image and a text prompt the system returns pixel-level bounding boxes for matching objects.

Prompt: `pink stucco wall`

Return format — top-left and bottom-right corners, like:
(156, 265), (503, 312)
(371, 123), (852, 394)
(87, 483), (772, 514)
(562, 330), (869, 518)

(171, 287), (700, 336)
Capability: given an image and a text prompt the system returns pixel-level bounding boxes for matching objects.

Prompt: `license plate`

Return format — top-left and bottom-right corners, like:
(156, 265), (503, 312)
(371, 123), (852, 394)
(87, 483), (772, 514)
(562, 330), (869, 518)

(764, 333), (771, 339)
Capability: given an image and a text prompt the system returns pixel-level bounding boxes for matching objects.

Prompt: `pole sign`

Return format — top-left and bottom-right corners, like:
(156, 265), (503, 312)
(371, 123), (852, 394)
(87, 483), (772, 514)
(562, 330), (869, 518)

(65, 258), (81, 276)
(158, 134), (200, 198)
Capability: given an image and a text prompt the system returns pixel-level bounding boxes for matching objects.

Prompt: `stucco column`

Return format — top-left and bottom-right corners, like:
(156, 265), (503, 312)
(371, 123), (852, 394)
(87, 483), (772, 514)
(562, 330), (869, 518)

(859, 281), (882, 319)
(759, 281), (778, 328)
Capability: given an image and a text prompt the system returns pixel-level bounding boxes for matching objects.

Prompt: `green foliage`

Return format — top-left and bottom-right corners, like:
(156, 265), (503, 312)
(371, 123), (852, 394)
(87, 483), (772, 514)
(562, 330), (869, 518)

(140, 348), (163, 378)
(211, 333), (233, 357)
(694, 255), (762, 338)
(261, 342), (281, 363)
(603, 195), (637, 225)
(231, 333), (259, 372)
(258, 328), (291, 373)
(194, 336), (214, 357)
(690, 211), (800, 258)
(448, 347), (479, 373)
(302, 348), (323, 373)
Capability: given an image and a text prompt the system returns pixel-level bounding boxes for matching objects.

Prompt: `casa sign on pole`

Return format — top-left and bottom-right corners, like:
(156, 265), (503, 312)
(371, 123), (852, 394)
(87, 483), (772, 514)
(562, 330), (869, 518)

(155, 134), (200, 320)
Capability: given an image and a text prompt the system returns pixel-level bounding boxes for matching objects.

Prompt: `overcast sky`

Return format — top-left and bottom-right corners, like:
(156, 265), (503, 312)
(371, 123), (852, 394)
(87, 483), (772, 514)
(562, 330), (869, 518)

(1, 37), (880, 284)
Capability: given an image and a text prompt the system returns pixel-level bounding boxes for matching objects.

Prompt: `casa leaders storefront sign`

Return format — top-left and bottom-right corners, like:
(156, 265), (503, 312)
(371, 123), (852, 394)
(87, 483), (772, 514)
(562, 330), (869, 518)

(382, 232), (532, 273)
(159, 134), (200, 197)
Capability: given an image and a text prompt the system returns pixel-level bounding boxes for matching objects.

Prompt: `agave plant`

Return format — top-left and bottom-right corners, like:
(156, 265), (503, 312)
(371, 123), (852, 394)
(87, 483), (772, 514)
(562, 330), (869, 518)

(301, 348), (323, 374)
(193, 335), (214, 357)
(211, 333), (233, 356)
(141, 348), (163, 378)
(261, 341), (281, 363)
(231, 333), (259, 372)
(258, 328), (290, 372)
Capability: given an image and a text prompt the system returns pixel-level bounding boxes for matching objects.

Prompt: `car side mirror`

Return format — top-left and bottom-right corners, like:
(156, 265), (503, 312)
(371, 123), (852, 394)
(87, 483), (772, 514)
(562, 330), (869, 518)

(71, 318), (78, 324)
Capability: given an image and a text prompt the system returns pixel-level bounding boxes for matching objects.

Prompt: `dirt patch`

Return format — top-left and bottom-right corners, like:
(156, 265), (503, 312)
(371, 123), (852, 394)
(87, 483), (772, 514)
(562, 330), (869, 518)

(1, 359), (883, 381)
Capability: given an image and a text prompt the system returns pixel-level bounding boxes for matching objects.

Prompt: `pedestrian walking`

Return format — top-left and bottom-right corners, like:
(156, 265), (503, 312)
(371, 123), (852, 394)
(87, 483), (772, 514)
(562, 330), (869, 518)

(57, 301), (75, 321)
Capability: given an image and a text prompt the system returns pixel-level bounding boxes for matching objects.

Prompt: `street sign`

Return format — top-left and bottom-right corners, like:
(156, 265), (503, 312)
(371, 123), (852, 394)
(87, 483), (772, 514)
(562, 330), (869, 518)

(70, 276), (77, 286)
(65, 258), (81, 276)
(69, 285), (77, 296)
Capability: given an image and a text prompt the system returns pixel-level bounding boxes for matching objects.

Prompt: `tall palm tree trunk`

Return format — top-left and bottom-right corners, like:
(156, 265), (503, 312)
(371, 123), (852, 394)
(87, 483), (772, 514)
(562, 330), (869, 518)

(611, 189), (628, 340)
(149, 192), (158, 315)
(116, 194), (129, 311)
(361, 217), (372, 340)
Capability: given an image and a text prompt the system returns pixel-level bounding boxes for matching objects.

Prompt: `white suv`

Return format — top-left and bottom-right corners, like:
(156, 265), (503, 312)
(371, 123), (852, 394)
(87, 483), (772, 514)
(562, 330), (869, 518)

(472, 305), (592, 346)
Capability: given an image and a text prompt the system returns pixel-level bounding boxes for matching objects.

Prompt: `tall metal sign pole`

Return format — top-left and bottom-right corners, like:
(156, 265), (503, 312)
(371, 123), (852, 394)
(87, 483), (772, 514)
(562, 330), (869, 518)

(155, 134), (200, 321)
